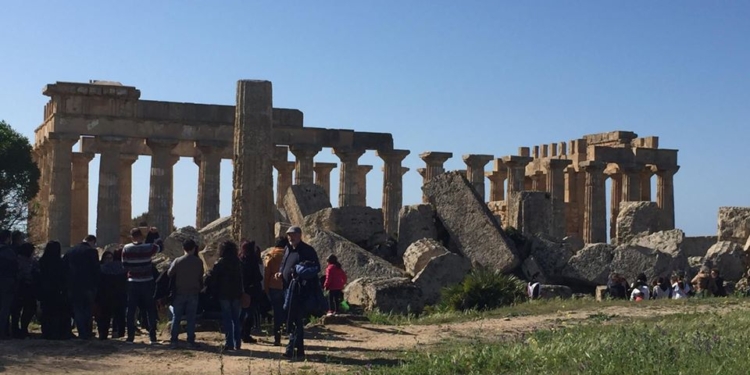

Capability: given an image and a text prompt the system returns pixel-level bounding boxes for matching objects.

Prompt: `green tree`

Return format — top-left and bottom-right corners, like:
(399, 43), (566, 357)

(0, 120), (40, 230)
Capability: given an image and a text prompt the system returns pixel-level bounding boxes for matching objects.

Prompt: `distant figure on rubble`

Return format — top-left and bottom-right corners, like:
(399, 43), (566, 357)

(324, 254), (347, 316)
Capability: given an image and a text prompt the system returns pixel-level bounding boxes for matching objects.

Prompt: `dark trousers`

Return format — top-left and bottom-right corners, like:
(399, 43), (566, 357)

(327, 290), (343, 313)
(11, 287), (36, 338)
(69, 289), (96, 339)
(268, 289), (285, 342)
(96, 302), (126, 339)
(0, 279), (15, 339)
(286, 314), (305, 356)
(40, 298), (72, 340)
(126, 281), (157, 341)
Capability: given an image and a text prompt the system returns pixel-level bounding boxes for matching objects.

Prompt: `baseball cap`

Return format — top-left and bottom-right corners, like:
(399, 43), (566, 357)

(286, 226), (302, 234)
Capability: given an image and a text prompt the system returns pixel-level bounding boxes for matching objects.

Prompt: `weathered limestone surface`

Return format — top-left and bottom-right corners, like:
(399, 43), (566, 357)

(580, 161), (606, 244)
(507, 192), (552, 238)
(313, 162), (337, 197)
(96, 136), (125, 246)
(70, 152), (93, 244)
(146, 138), (179, 238)
(303, 228), (404, 282)
(683, 236), (718, 257)
(396, 204), (438, 257)
(717, 207), (750, 244)
(537, 285), (574, 300)
(615, 201), (661, 245)
(419, 152), (453, 203)
(413, 253), (472, 305)
(273, 160), (296, 209)
(290, 144), (321, 186)
(402, 238), (450, 276)
(195, 142), (223, 229)
(333, 147), (366, 207)
(302, 206), (387, 249)
(231, 80), (275, 248)
(610, 244), (688, 285)
(705, 241), (748, 281)
(521, 236), (573, 284)
(118, 155), (138, 243)
(422, 171), (520, 273)
(462, 154), (493, 201)
(344, 277), (424, 315)
(628, 229), (685, 255)
(198, 216), (232, 272)
(562, 243), (615, 286)
(283, 183), (332, 226)
(377, 149), (410, 237)
(163, 226), (205, 260)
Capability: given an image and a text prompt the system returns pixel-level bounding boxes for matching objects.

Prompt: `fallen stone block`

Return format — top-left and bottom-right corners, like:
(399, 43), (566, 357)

(163, 226), (204, 260)
(397, 204), (438, 257)
(199, 216), (232, 245)
(682, 236), (717, 257)
(422, 172), (520, 273)
(413, 253), (471, 305)
(283, 183), (332, 225)
(718, 207), (750, 244)
(403, 238), (450, 276)
(524, 236), (572, 284)
(705, 241), (748, 281)
(507, 191), (552, 239)
(609, 243), (688, 284)
(562, 243), (615, 286)
(344, 277), (423, 315)
(616, 201), (661, 245)
(303, 206), (387, 249)
(538, 284), (573, 300)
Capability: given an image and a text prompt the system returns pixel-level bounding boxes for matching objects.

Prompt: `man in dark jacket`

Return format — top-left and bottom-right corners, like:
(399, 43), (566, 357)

(63, 235), (100, 339)
(0, 230), (18, 339)
(275, 226), (320, 359)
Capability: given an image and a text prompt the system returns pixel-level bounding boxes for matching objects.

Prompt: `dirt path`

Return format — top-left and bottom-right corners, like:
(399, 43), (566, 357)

(0, 302), (743, 375)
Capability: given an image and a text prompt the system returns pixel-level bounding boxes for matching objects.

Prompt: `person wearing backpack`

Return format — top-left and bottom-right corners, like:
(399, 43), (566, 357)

(274, 226), (320, 360)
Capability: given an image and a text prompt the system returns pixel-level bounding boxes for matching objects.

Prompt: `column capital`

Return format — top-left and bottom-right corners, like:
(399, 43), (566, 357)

(617, 162), (646, 175)
(358, 165), (373, 174)
(462, 154), (494, 168)
(313, 162), (338, 173)
(97, 135), (127, 145)
(71, 152), (95, 163)
(655, 165), (680, 176)
(579, 160), (606, 172)
(273, 160), (296, 173)
(401, 166), (410, 176)
(47, 132), (80, 143)
(492, 158), (506, 171)
(120, 154), (139, 164)
(332, 147), (366, 161)
(376, 149), (410, 163)
(542, 158), (572, 171)
(485, 170), (507, 181)
(146, 137), (179, 150)
(417, 167), (426, 178)
(272, 146), (289, 162)
(195, 140), (230, 155)
(290, 144), (323, 157)
(419, 151), (453, 165)
(500, 155), (533, 167)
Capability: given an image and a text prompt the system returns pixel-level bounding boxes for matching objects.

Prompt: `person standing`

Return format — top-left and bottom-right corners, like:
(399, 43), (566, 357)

(239, 241), (264, 344)
(96, 250), (128, 340)
(63, 235), (100, 339)
(167, 239), (204, 349)
(10, 243), (39, 338)
(206, 241), (243, 351)
(263, 237), (287, 346)
(275, 226), (320, 359)
(122, 228), (162, 344)
(38, 241), (72, 340)
(323, 254), (347, 316)
(0, 230), (18, 339)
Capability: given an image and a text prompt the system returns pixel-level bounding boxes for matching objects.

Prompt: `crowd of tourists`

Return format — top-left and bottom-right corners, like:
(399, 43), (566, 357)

(0, 225), (348, 360)
(606, 268), (727, 301)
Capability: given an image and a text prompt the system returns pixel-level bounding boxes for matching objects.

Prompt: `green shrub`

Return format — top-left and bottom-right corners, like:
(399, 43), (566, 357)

(442, 268), (527, 311)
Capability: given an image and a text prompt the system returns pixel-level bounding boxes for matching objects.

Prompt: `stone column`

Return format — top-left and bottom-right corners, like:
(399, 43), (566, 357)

(608, 172), (622, 242)
(640, 166), (654, 201)
(333, 148), (366, 207)
(290, 144), (322, 185)
(656, 165), (679, 230)
(70, 152), (94, 244)
(462, 154), (493, 200)
(419, 152), (453, 202)
(231, 80), (275, 248)
(501, 155), (533, 197)
(564, 166), (580, 237)
(273, 161), (296, 207)
(119, 155), (138, 243)
(46, 133), (78, 247)
(146, 138), (179, 237)
(313, 162), (337, 197)
(417, 168), (426, 180)
(96, 136), (125, 246)
(485, 170), (507, 201)
(530, 171), (545, 191)
(377, 149), (410, 236)
(580, 161), (606, 244)
(357, 165), (373, 206)
(544, 159), (572, 239)
(195, 141), (223, 229)
(620, 164), (642, 202)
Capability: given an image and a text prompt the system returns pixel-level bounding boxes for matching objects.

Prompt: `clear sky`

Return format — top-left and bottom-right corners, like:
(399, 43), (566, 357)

(1, 1), (748, 238)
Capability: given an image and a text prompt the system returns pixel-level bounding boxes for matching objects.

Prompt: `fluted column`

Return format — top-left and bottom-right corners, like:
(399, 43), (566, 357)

(70, 152), (93, 244)
(620, 164), (642, 202)
(377, 149), (410, 236)
(195, 142), (223, 229)
(544, 159), (572, 240)
(501, 155), (533, 197)
(333, 148), (366, 207)
(640, 167), (654, 201)
(273, 161), (296, 207)
(580, 161), (606, 244)
(485, 170), (506, 201)
(657, 165), (679, 230)
(419, 152), (453, 202)
(96, 136), (125, 245)
(146, 138), (179, 237)
(608, 172), (622, 242)
(117, 155), (138, 243)
(46, 134), (78, 246)
(357, 165), (373, 206)
(462, 154), (493, 200)
(313, 162), (337, 197)
(290, 144), (322, 185)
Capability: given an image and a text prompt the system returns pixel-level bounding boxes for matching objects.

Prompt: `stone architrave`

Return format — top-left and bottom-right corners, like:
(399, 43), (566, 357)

(377, 149), (410, 237)
(290, 144), (322, 185)
(419, 152), (452, 203)
(47, 133), (79, 247)
(231, 80), (275, 249)
(332, 147), (366, 207)
(544, 159), (572, 239)
(96, 136), (125, 246)
(357, 165), (373, 206)
(195, 141), (224, 229)
(70, 152), (94, 244)
(580, 161), (607, 244)
(609, 172), (622, 242)
(313, 162), (337, 197)
(146, 138), (179, 237)
(273, 161), (295, 208)
(119, 154), (138, 243)
(656, 165), (679, 230)
(462, 154), (493, 201)
(501, 155), (533, 197)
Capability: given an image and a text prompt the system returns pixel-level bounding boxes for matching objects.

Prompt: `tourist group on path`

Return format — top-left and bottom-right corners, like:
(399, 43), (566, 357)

(0, 225), (348, 360)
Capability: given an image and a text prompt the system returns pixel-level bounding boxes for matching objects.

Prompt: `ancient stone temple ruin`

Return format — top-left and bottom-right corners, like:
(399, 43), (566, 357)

(28, 79), (678, 250)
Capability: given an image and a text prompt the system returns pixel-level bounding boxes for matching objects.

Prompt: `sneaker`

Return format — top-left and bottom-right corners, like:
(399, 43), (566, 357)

(169, 341), (179, 349)
(188, 342), (201, 349)
(149, 339), (158, 345)
(125, 337), (135, 344)
(325, 311), (335, 317)
(242, 336), (257, 344)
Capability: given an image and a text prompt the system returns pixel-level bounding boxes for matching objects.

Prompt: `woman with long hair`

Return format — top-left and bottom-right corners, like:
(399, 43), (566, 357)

(207, 241), (244, 351)
(239, 241), (264, 344)
(38, 241), (71, 340)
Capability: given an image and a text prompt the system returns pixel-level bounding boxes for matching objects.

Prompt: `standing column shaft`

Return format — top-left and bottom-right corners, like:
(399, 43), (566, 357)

(119, 155), (138, 243)
(581, 161), (606, 244)
(313, 162), (337, 198)
(657, 166), (679, 230)
(502, 156), (533, 197)
(290, 145), (322, 185)
(273, 161), (296, 207)
(640, 168), (654, 201)
(419, 152), (453, 202)
(545, 159), (572, 240)
(462, 154), (493, 201)
(621, 166), (641, 202)
(377, 149), (410, 236)
(357, 165), (373, 206)
(231, 80), (275, 248)
(96, 136), (125, 246)
(485, 169), (507, 201)
(333, 148), (366, 207)
(609, 173), (622, 242)
(195, 144), (223, 229)
(147, 138), (179, 237)
(47, 134), (78, 246)
(70, 152), (93, 244)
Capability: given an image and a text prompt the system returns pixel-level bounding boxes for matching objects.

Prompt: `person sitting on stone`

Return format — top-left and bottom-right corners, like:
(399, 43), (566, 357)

(630, 273), (650, 301)
(709, 268), (727, 297)
(652, 277), (672, 299)
(672, 275), (689, 299)
(691, 267), (712, 298)
(606, 273), (628, 300)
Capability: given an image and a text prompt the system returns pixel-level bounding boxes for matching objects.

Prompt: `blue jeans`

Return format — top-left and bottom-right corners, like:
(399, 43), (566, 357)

(69, 289), (95, 339)
(268, 289), (285, 340)
(219, 299), (241, 349)
(126, 281), (157, 341)
(170, 294), (199, 343)
(0, 279), (15, 338)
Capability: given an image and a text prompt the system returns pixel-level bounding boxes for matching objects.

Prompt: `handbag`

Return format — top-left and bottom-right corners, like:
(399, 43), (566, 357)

(241, 292), (252, 309)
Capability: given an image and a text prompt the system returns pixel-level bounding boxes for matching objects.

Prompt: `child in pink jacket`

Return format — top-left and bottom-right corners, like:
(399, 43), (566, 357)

(323, 255), (347, 316)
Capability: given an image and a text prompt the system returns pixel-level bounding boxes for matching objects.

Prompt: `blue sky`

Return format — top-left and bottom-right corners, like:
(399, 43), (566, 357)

(1, 1), (748, 237)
